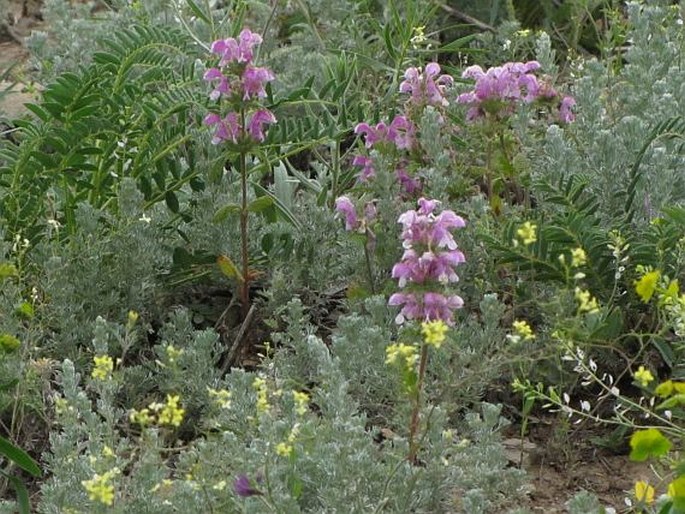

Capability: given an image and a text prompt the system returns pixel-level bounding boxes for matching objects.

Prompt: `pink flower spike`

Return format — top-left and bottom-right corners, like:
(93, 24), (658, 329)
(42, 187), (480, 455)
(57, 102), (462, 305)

(247, 109), (276, 142)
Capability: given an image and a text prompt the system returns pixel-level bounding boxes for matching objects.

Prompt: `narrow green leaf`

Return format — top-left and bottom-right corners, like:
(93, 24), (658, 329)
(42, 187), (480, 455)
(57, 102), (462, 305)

(185, 0), (211, 24)
(0, 470), (31, 514)
(0, 435), (41, 476)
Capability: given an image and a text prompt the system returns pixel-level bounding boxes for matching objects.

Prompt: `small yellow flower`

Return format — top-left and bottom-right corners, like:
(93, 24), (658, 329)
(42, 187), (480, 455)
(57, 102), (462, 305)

(410, 25), (426, 46)
(275, 442), (293, 457)
(292, 391), (309, 416)
(253, 377), (270, 414)
(635, 480), (655, 504)
(421, 320), (449, 348)
(91, 355), (114, 380)
(158, 394), (185, 427)
(82, 469), (118, 506)
(207, 387), (232, 409)
(129, 407), (153, 426)
(635, 270), (661, 303)
(516, 221), (537, 246)
(102, 446), (115, 458)
(385, 343), (418, 368)
(165, 345), (184, 363)
(509, 320), (535, 342)
(574, 288), (600, 314)
(570, 247), (587, 268)
(634, 366), (655, 388)
(127, 310), (139, 329)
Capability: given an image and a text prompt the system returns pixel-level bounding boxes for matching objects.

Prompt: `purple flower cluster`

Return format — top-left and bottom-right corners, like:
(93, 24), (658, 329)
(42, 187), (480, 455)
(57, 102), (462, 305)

(354, 115), (415, 151)
(399, 62), (454, 108)
(457, 60), (575, 123)
(349, 62), (454, 194)
(203, 29), (277, 145)
(389, 198), (466, 325)
(335, 196), (377, 232)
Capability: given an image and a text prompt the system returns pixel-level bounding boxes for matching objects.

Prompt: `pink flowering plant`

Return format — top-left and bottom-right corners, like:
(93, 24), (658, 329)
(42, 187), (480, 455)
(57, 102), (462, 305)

(456, 60), (575, 210)
(203, 29), (277, 317)
(350, 62), (454, 197)
(386, 197), (466, 463)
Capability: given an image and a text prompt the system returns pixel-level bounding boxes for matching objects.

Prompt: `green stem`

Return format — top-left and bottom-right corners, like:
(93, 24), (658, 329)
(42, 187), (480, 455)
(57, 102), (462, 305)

(408, 343), (429, 464)
(239, 108), (250, 319)
(363, 233), (375, 294)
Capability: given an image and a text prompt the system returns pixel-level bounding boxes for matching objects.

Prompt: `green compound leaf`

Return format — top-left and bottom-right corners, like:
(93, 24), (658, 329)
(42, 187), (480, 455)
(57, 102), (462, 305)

(629, 428), (672, 461)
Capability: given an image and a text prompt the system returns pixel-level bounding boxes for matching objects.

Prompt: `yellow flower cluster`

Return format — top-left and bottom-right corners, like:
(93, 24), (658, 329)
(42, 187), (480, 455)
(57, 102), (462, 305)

(385, 343), (418, 369)
(82, 468), (119, 506)
(129, 394), (185, 428)
(276, 442), (293, 457)
(207, 387), (232, 409)
(635, 269), (661, 303)
(91, 355), (114, 380)
(421, 320), (448, 348)
(292, 391), (309, 416)
(165, 345), (184, 363)
(574, 287), (600, 314)
(507, 320), (535, 343)
(516, 221), (537, 246)
(253, 377), (270, 414)
(634, 366), (654, 388)
(158, 395), (185, 426)
(276, 424), (300, 457)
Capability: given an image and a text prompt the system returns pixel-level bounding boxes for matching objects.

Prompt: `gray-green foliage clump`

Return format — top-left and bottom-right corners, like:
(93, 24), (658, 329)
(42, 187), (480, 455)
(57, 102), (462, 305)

(531, 2), (685, 222)
(36, 298), (524, 513)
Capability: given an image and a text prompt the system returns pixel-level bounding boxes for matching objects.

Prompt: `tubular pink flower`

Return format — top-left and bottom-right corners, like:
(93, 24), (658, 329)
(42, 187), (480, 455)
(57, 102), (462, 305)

(203, 68), (231, 101)
(247, 109), (276, 142)
(560, 96), (576, 123)
(395, 168), (421, 196)
(205, 112), (241, 144)
(210, 28), (263, 65)
(354, 122), (388, 148)
(335, 196), (358, 231)
(242, 66), (275, 100)
(352, 155), (376, 181)
(399, 63), (453, 107)
(388, 115), (415, 150)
